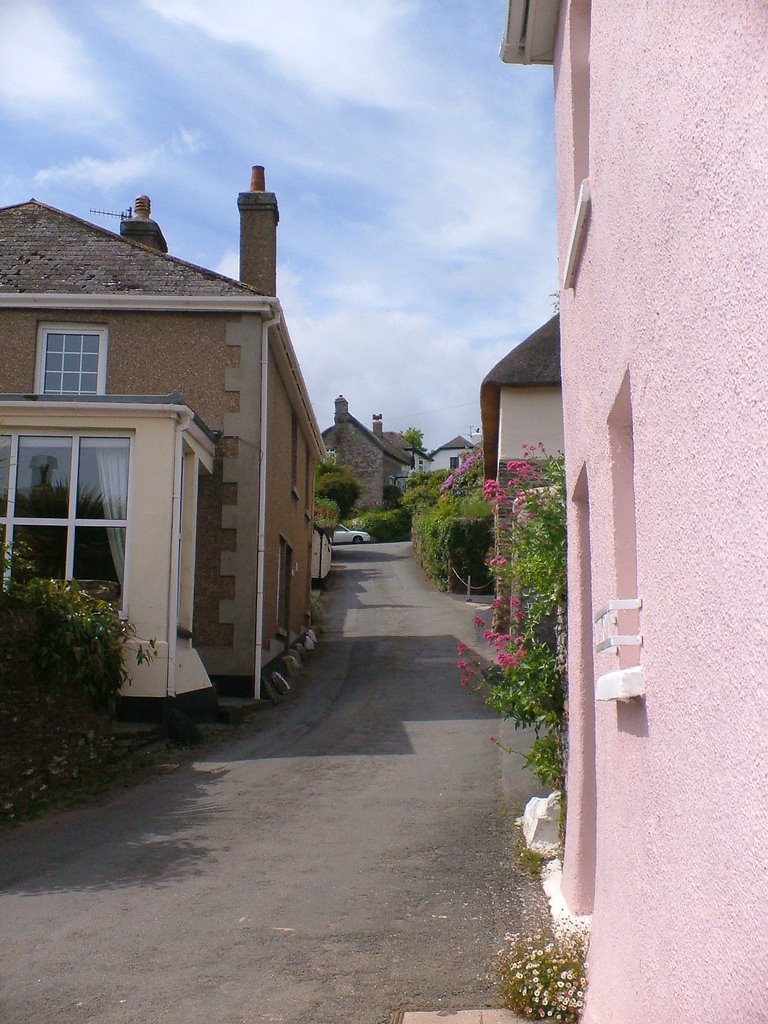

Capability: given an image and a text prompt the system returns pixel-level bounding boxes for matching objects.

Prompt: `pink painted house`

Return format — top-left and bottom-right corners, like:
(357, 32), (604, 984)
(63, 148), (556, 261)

(502, 2), (768, 1021)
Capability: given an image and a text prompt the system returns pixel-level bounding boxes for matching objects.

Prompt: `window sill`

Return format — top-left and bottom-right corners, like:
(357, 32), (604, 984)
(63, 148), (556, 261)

(562, 178), (591, 290)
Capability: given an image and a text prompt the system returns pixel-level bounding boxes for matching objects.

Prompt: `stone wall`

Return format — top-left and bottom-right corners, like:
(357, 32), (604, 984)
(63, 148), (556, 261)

(0, 607), (119, 823)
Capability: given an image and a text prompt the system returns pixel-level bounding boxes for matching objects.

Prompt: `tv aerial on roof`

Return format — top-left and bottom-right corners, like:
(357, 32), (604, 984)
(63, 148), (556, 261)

(89, 206), (133, 222)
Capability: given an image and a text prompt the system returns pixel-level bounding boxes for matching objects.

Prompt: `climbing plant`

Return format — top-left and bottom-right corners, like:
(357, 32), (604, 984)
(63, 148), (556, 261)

(463, 450), (567, 790)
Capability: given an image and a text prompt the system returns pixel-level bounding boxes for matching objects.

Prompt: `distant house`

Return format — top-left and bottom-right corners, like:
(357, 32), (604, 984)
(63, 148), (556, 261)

(480, 313), (563, 482)
(321, 397), (410, 507)
(381, 429), (433, 475)
(430, 435), (476, 473)
(503, 3), (768, 1022)
(0, 167), (323, 717)
(480, 314), (563, 626)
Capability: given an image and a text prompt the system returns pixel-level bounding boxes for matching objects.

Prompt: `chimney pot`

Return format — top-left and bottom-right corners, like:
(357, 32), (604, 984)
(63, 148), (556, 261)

(120, 194), (168, 253)
(134, 195), (151, 219)
(238, 163), (279, 292)
(250, 165), (266, 192)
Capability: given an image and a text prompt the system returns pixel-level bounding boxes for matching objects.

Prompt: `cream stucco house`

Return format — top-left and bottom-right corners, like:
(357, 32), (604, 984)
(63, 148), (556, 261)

(0, 167), (324, 718)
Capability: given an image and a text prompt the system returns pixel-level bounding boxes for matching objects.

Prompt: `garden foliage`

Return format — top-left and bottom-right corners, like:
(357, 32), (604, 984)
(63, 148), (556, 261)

(315, 460), (363, 519)
(410, 453), (492, 592)
(350, 506), (412, 542)
(496, 928), (587, 1022)
(465, 450), (567, 790)
(1, 545), (155, 712)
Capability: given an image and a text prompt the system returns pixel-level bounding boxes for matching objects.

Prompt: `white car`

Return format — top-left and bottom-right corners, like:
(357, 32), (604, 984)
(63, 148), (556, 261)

(332, 524), (371, 545)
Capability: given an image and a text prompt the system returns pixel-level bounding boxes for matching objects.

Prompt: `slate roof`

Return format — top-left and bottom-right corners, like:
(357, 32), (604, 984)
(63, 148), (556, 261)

(480, 314), (561, 478)
(382, 430), (430, 461)
(0, 200), (257, 296)
(321, 416), (410, 466)
(433, 434), (473, 453)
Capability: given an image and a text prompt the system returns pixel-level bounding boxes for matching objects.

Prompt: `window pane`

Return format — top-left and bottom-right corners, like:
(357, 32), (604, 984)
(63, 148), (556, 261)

(74, 526), (124, 588)
(43, 331), (103, 395)
(78, 437), (129, 519)
(14, 525), (67, 579)
(15, 437), (72, 518)
(0, 436), (9, 516)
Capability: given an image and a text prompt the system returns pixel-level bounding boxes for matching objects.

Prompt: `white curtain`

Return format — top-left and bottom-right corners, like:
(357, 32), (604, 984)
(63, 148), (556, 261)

(94, 439), (129, 584)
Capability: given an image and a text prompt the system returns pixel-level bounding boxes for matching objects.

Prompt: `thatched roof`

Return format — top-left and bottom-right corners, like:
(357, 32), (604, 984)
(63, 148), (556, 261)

(480, 314), (560, 477)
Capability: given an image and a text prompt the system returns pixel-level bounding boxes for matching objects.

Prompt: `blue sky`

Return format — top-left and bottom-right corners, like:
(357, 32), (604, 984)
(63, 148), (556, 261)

(0, 0), (557, 449)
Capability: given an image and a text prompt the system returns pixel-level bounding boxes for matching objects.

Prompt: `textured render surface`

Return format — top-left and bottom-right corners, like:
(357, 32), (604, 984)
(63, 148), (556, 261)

(554, 3), (768, 1022)
(498, 387), (564, 461)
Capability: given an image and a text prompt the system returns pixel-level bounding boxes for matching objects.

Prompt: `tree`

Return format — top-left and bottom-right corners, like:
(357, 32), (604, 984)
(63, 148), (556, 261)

(402, 426), (424, 451)
(315, 461), (363, 520)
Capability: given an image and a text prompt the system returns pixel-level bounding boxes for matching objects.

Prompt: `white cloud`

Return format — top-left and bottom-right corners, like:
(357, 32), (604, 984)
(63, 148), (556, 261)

(34, 153), (162, 191)
(214, 250), (240, 280)
(277, 266), (510, 449)
(0, 2), (112, 120)
(140, 0), (424, 109)
(33, 127), (207, 191)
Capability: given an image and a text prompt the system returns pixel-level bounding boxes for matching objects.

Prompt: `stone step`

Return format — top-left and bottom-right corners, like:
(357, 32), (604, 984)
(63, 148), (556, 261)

(217, 697), (271, 725)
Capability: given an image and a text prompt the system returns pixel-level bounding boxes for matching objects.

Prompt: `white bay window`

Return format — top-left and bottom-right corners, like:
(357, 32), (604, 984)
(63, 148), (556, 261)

(0, 433), (130, 603)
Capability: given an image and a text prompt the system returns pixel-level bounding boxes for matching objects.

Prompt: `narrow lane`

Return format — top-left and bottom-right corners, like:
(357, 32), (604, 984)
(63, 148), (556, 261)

(0, 543), (541, 1024)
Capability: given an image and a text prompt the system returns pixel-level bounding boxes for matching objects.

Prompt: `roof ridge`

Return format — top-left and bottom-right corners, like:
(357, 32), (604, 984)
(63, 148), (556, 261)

(0, 199), (261, 296)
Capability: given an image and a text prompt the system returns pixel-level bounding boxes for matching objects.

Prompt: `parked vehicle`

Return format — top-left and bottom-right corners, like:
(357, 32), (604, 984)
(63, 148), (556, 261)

(332, 524), (371, 545)
(312, 525), (332, 582)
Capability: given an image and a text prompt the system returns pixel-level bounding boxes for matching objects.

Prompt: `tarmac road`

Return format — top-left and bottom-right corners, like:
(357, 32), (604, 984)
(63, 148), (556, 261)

(0, 542), (541, 1024)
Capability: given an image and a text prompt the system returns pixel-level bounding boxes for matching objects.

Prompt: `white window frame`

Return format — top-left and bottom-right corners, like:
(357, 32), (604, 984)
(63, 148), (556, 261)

(35, 324), (109, 396)
(0, 429), (133, 615)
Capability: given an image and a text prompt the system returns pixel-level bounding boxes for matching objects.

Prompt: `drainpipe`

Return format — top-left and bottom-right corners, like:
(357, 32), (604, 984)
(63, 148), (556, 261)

(253, 303), (282, 698)
(166, 411), (190, 699)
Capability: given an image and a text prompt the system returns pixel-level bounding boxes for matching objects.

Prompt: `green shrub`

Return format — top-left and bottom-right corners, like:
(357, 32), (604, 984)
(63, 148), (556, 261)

(382, 484), (403, 508)
(412, 506), (492, 591)
(315, 461), (363, 519)
(314, 496), (340, 530)
(17, 578), (155, 711)
(351, 506), (412, 542)
(402, 470), (448, 513)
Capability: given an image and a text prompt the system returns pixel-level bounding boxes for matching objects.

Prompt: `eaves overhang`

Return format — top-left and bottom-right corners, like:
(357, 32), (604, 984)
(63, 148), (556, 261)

(0, 293), (276, 313)
(500, 0), (560, 65)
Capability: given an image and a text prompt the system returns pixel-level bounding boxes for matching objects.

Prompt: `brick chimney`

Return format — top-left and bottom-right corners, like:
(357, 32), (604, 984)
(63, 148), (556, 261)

(120, 195), (168, 253)
(372, 413), (383, 438)
(334, 396), (349, 424)
(238, 165), (279, 294)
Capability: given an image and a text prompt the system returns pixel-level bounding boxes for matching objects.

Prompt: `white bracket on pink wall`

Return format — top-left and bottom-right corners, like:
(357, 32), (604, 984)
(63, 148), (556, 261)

(593, 598), (643, 653)
(563, 179), (591, 290)
(594, 598), (644, 701)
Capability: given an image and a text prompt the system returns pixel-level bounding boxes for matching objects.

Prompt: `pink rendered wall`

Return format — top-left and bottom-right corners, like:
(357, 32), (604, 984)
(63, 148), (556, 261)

(554, 2), (768, 1022)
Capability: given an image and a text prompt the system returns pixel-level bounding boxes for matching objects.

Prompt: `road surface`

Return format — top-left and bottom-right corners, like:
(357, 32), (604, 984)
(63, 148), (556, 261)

(0, 542), (541, 1024)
